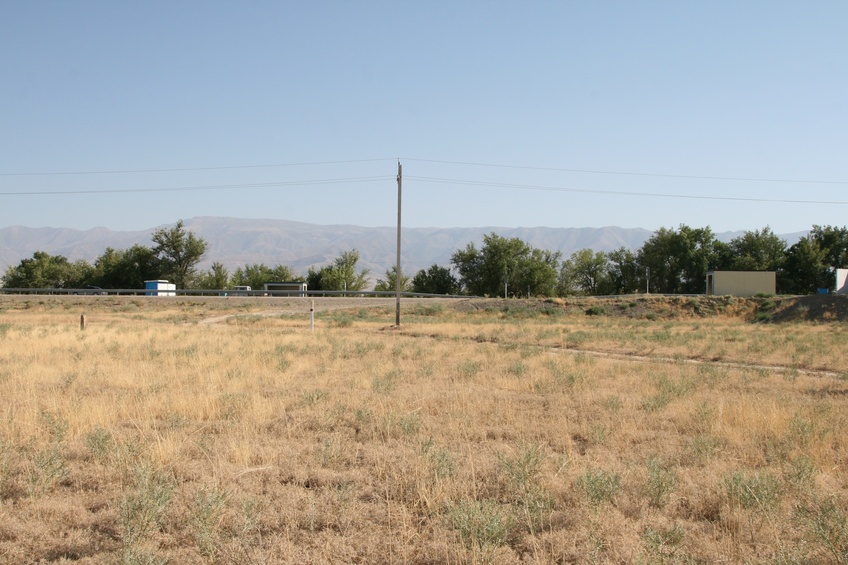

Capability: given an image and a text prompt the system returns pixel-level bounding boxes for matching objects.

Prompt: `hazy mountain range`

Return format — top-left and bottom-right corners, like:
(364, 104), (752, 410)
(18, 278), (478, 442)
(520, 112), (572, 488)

(0, 217), (806, 278)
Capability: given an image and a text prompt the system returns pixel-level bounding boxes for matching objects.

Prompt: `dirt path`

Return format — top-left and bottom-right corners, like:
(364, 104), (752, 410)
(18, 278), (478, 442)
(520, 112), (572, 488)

(548, 345), (844, 379)
(197, 296), (467, 325)
(396, 329), (845, 381)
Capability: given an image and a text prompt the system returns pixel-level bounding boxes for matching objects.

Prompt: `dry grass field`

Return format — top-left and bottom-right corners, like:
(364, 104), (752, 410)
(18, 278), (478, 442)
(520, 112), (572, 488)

(1, 294), (847, 564)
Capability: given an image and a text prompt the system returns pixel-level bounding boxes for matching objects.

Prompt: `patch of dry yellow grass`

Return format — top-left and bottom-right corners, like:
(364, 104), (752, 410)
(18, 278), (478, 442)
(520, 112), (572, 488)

(0, 296), (846, 563)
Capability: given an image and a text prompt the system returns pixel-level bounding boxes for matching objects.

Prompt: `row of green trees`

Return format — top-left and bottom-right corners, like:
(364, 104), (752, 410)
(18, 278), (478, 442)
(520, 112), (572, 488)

(0, 221), (376, 293)
(437, 225), (846, 297)
(194, 251), (374, 293)
(1, 221), (208, 290)
(3, 221), (846, 296)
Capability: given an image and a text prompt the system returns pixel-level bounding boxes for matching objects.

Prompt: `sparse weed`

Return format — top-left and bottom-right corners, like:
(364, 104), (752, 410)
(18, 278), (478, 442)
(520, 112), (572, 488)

(787, 415), (815, 448)
(87, 426), (114, 463)
(691, 400), (716, 434)
(641, 374), (692, 412)
(545, 358), (583, 388)
(685, 434), (720, 465)
(723, 471), (781, 511)
(498, 445), (543, 495)
(506, 359), (527, 377)
(399, 411), (421, 436)
(371, 372), (397, 395)
(415, 303), (445, 316)
(316, 435), (345, 467)
(447, 499), (513, 554)
(456, 360), (483, 379)
(603, 395), (623, 411)
(39, 410), (68, 443)
(641, 524), (686, 563)
(302, 389), (328, 405)
(190, 486), (227, 559)
(796, 495), (848, 563)
(332, 313), (353, 327)
(0, 441), (12, 499)
(579, 467), (621, 507)
(589, 423), (608, 446)
(424, 443), (455, 480)
(120, 462), (174, 551)
(785, 454), (815, 489)
(645, 458), (677, 508)
(497, 445), (554, 532)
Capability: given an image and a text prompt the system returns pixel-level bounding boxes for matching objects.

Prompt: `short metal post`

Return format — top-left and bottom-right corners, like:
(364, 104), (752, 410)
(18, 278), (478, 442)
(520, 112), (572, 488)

(310, 300), (314, 332)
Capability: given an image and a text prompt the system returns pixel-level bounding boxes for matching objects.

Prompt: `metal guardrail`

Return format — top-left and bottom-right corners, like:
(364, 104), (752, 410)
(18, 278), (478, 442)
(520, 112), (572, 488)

(0, 287), (470, 299)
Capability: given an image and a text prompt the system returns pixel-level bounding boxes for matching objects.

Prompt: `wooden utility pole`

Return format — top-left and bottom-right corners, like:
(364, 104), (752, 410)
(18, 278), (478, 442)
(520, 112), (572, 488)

(395, 160), (402, 326)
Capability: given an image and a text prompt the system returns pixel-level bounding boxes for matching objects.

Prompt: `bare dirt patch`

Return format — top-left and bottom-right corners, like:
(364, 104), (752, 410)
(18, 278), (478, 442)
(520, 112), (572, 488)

(770, 294), (848, 322)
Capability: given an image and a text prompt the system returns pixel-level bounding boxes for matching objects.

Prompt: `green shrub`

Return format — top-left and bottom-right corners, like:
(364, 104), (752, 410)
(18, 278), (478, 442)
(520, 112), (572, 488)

(796, 496), (848, 563)
(723, 471), (781, 511)
(190, 487), (228, 558)
(447, 499), (513, 552)
(645, 458), (677, 508)
(579, 468), (621, 506)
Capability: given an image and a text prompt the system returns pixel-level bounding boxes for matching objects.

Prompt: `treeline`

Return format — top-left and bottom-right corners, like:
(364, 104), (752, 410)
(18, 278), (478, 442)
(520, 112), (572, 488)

(3, 221), (847, 296)
(0, 221), (374, 293)
(2, 221), (207, 290)
(439, 225), (847, 296)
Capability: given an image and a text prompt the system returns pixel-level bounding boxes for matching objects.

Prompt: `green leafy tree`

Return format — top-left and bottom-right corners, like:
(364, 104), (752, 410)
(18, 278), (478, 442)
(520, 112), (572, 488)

(151, 220), (207, 288)
(779, 236), (828, 294)
(307, 250), (370, 292)
(374, 266), (411, 292)
(521, 248), (561, 297)
(2, 252), (92, 288)
(637, 225), (722, 294)
(727, 227), (787, 271)
(451, 233), (560, 297)
(777, 226), (848, 294)
(194, 262), (230, 290)
(450, 242), (486, 295)
(231, 263), (300, 291)
(556, 260), (579, 296)
(560, 249), (609, 295)
(411, 264), (459, 295)
(91, 245), (160, 290)
(811, 224), (848, 277)
(604, 247), (641, 294)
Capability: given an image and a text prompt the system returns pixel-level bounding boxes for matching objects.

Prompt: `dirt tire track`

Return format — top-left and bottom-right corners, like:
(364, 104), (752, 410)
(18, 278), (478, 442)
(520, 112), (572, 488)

(196, 296), (467, 325)
(397, 329), (845, 380)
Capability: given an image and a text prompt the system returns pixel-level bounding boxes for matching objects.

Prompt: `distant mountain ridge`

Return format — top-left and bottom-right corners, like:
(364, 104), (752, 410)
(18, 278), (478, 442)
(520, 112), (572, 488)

(0, 217), (806, 278)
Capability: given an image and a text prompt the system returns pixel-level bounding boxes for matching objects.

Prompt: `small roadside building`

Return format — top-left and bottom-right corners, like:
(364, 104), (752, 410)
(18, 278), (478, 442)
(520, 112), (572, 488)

(837, 269), (848, 295)
(705, 271), (776, 297)
(263, 281), (308, 297)
(144, 280), (176, 297)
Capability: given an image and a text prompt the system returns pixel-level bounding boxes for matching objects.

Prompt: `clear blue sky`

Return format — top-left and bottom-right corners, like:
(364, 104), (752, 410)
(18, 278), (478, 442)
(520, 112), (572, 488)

(1, 1), (846, 234)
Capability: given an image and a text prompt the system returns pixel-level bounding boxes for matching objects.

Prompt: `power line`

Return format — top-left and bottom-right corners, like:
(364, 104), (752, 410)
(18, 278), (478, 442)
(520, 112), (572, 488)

(408, 176), (848, 206)
(402, 158), (848, 185)
(0, 176), (393, 196)
(0, 158), (397, 177)
(3, 171), (845, 206)
(3, 156), (845, 186)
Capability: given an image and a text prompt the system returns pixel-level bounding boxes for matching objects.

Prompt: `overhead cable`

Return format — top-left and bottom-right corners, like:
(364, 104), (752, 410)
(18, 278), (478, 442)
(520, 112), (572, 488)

(408, 176), (848, 205)
(0, 176), (392, 196)
(402, 158), (847, 185)
(0, 158), (397, 177)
